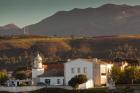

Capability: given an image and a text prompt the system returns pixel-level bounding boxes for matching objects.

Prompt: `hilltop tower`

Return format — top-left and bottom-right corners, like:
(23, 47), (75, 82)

(32, 52), (44, 85)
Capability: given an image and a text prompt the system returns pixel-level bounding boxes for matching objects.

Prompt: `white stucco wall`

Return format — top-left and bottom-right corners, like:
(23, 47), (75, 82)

(78, 79), (94, 89)
(64, 59), (94, 89)
(93, 63), (100, 86)
(100, 64), (113, 85)
(39, 77), (64, 85)
(32, 68), (44, 78)
(100, 64), (107, 85)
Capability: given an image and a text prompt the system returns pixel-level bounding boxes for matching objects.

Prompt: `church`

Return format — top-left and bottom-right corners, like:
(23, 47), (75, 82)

(32, 53), (113, 89)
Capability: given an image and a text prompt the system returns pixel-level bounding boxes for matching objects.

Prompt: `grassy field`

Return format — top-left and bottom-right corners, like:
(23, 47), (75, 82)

(31, 86), (136, 93)
(29, 84), (140, 93)
(0, 88), (108, 93)
(31, 87), (108, 93)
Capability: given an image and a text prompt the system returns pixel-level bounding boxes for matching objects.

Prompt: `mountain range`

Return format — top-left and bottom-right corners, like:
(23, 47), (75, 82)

(1, 4), (140, 36)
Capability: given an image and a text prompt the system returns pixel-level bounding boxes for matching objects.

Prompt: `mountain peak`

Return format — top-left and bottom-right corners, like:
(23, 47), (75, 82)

(4, 24), (20, 29)
(0, 24), (22, 36)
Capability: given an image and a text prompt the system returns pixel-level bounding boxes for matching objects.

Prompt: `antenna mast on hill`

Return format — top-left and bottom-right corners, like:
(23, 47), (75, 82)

(24, 27), (26, 35)
(24, 27), (29, 35)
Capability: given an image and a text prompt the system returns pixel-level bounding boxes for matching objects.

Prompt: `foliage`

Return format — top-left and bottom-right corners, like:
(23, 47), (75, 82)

(110, 66), (122, 84)
(68, 77), (79, 89)
(68, 74), (87, 89)
(0, 71), (8, 85)
(110, 66), (140, 84)
(109, 44), (138, 62)
(14, 71), (27, 80)
(123, 66), (140, 84)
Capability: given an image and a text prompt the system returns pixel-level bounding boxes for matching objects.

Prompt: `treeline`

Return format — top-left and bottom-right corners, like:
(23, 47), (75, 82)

(0, 51), (33, 70)
(0, 35), (49, 40)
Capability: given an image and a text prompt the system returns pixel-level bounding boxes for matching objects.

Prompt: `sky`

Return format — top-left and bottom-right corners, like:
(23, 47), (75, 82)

(1, 0), (140, 27)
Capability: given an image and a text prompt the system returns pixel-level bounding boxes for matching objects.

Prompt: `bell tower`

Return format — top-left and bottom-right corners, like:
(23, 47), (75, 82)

(32, 52), (44, 85)
(33, 53), (43, 69)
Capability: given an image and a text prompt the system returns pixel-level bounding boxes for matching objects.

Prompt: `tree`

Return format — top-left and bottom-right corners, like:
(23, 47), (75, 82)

(14, 71), (27, 80)
(110, 66), (122, 84)
(68, 74), (87, 90)
(109, 44), (138, 62)
(0, 71), (8, 85)
(124, 66), (140, 84)
(110, 66), (140, 84)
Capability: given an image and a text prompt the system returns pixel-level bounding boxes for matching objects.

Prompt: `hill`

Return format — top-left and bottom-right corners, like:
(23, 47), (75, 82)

(0, 35), (140, 70)
(1, 4), (140, 36)
(25, 4), (140, 36)
(0, 24), (22, 36)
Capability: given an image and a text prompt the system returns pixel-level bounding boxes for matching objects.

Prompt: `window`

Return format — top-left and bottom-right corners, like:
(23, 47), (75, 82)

(101, 73), (106, 75)
(45, 79), (51, 85)
(101, 66), (106, 76)
(77, 68), (80, 73)
(71, 68), (74, 74)
(101, 77), (106, 84)
(101, 67), (106, 74)
(57, 79), (60, 84)
(84, 67), (87, 73)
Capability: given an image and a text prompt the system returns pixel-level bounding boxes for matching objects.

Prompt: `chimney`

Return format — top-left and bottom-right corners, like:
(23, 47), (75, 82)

(93, 58), (98, 62)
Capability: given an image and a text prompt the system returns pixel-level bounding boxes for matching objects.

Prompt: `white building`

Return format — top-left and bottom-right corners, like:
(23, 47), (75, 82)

(32, 53), (113, 89)
(64, 58), (113, 89)
(38, 63), (64, 86)
(64, 59), (94, 89)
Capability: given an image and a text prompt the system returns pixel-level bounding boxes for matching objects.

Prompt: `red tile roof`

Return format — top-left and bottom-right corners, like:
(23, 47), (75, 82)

(39, 63), (64, 77)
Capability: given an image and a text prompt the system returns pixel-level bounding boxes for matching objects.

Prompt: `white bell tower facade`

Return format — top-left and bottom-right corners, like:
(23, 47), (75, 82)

(32, 52), (44, 84)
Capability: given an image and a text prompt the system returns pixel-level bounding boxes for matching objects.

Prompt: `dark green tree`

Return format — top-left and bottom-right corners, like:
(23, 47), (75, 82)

(110, 66), (122, 84)
(68, 74), (87, 90)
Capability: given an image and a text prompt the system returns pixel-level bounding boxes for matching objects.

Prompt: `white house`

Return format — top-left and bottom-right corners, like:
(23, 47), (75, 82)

(64, 58), (113, 89)
(64, 59), (94, 89)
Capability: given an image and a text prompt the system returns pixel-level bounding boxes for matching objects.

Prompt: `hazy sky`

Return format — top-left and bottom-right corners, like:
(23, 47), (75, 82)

(1, 0), (140, 27)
